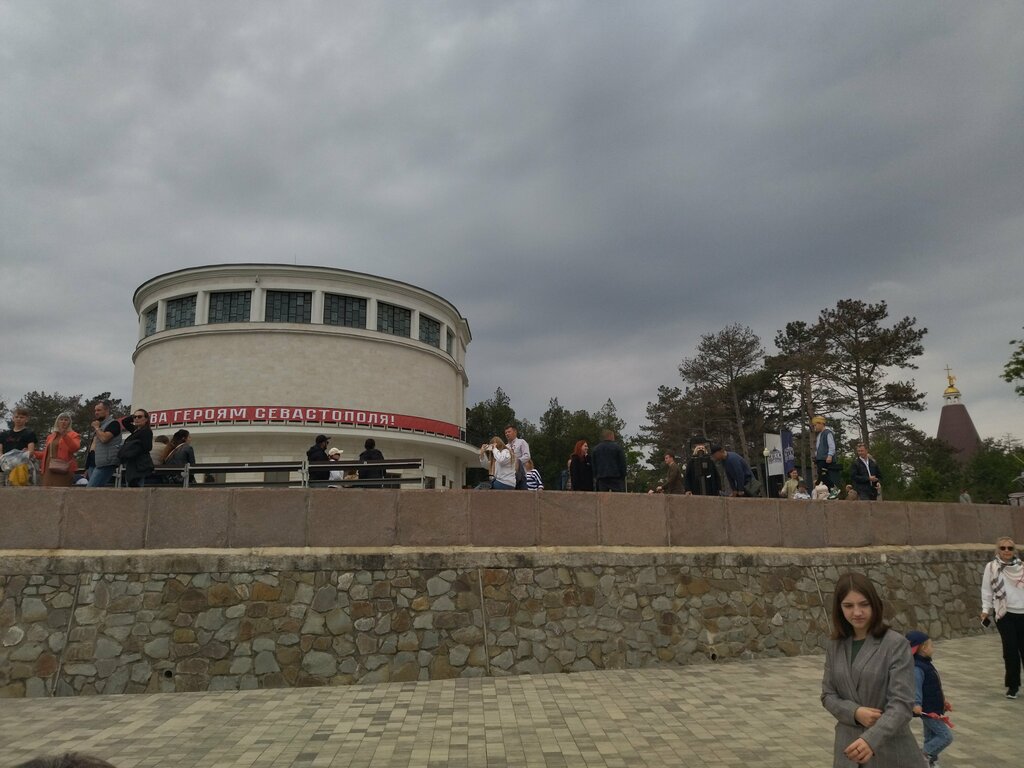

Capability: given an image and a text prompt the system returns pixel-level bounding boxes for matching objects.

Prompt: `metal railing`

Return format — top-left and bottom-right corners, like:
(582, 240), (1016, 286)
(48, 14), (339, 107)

(122, 458), (426, 488)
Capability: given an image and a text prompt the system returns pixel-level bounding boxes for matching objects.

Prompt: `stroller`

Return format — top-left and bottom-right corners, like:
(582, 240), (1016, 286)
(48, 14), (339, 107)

(1, 448), (41, 486)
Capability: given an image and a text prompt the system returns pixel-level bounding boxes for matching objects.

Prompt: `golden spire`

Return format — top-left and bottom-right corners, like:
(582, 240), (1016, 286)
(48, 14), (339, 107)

(943, 365), (961, 401)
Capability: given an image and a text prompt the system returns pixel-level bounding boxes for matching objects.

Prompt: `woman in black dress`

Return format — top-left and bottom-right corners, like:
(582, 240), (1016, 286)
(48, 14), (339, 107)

(118, 409), (154, 488)
(568, 440), (593, 492)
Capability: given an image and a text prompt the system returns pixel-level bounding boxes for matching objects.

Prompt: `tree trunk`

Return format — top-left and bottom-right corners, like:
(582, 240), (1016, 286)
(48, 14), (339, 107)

(731, 383), (748, 460)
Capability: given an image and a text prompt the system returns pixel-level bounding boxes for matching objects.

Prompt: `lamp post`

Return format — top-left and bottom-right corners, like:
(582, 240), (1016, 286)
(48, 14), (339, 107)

(762, 447), (770, 498)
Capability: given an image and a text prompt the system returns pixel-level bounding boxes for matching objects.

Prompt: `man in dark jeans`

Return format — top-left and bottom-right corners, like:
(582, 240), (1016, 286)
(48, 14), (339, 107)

(591, 429), (627, 492)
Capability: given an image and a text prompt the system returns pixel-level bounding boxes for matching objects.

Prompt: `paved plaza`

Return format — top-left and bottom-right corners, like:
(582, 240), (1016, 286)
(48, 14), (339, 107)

(1, 633), (1016, 767)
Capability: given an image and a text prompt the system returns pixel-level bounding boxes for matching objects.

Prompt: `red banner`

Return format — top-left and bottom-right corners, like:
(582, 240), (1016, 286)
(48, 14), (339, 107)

(148, 405), (462, 438)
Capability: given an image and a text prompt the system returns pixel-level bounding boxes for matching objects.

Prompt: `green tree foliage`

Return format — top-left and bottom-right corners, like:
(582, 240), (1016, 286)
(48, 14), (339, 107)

(678, 324), (764, 460)
(962, 437), (1024, 504)
(594, 399), (626, 437)
(16, 391), (85, 444)
(768, 320), (854, 472)
(465, 388), (517, 448)
(815, 300), (927, 445)
(867, 414), (959, 501)
(1002, 327), (1024, 397)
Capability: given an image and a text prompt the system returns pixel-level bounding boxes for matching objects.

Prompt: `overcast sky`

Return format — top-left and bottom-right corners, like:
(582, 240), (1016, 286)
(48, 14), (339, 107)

(2, 1), (1022, 447)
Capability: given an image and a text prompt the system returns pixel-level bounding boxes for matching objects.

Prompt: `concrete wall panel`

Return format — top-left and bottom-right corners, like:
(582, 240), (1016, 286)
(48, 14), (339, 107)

(779, 502), (826, 548)
(308, 490), (398, 547)
(537, 493), (599, 546)
(0, 489), (63, 549)
(667, 495), (728, 547)
(148, 489), (231, 549)
(229, 489), (307, 547)
(599, 494), (667, 546)
(62, 489), (147, 550)
(469, 491), (537, 547)
(728, 498), (781, 547)
(397, 490), (469, 546)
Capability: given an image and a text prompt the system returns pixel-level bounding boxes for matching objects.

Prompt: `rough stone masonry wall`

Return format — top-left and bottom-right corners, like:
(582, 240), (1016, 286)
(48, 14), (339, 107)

(0, 548), (991, 698)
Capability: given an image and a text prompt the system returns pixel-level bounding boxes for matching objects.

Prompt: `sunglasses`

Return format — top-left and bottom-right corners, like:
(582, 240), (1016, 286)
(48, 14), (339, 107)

(132, 415), (147, 420)
(999, 546), (1015, 551)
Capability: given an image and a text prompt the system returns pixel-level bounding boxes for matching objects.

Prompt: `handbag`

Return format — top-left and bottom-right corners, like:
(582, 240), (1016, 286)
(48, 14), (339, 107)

(48, 438), (71, 475)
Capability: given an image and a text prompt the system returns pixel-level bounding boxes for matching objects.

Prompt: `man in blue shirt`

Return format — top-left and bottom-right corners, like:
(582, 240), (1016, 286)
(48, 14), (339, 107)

(710, 444), (753, 497)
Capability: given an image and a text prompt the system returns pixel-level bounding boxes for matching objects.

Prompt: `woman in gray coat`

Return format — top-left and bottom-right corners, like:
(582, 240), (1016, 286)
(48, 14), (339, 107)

(821, 573), (926, 767)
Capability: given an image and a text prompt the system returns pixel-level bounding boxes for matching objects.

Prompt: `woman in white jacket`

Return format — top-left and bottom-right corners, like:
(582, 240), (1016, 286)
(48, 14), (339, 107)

(980, 536), (1024, 699)
(479, 437), (516, 490)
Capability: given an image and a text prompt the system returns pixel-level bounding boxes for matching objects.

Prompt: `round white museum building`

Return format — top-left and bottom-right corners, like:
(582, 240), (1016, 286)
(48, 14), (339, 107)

(131, 264), (476, 487)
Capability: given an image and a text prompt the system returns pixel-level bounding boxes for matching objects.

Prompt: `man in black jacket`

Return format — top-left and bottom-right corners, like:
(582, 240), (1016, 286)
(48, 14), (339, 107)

(850, 443), (882, 500)
(358, 438), (386, 484)
(306, 434), (331, 483)
(591, 429), (627, 492)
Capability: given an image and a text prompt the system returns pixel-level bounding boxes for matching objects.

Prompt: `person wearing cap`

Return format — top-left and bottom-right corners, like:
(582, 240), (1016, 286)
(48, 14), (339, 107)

(306, 435), (331, 483)
(709, 445), (753, 497)
(327, 446), (345, 485)
(812, 415), (842, 498)
(905, 630), (953, 767)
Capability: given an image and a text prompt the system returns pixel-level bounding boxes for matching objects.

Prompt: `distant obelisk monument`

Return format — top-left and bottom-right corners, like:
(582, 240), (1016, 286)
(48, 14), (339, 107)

(935, 366), (981, 463)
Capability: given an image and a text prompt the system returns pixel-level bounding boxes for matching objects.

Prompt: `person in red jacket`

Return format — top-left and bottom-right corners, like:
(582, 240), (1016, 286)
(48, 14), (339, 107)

(36, 412), (80, 487)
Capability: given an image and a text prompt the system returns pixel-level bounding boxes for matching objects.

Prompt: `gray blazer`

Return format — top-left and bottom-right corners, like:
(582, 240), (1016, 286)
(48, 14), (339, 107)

(821, 629), (926, 767)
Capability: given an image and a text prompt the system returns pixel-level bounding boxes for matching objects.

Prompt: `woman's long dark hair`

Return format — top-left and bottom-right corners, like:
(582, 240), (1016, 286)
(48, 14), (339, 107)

(162, 429), (189, 462)
(831, 572), (888, 640)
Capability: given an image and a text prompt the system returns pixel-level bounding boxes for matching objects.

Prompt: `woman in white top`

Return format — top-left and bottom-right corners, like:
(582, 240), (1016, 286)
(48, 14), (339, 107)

(479, 437), (516, 490)
(980, 536), (1024, 698)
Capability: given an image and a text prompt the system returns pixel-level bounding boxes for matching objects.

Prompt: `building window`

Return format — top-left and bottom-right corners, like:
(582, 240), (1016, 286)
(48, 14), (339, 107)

(324, 294), (367, 328)
(265, 291), (312, 323)
(166, 295), (196, 329)
(377, 302), (411, 337)
(419, 315), (441, 348)
(208, 291), (252, 324)
(143, 306), (157, 337)
(446, 329), (454, 355)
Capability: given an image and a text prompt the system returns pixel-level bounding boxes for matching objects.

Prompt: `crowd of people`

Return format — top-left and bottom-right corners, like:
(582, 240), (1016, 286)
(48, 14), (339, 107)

(0, 401), (161, 488)
(477, 425), (629, 491)
(0, 404), (411, 489)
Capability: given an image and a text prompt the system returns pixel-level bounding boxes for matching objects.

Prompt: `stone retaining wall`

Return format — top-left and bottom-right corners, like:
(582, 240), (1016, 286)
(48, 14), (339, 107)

(0, 547), (992, 698)
(1, 488), (1020, 549)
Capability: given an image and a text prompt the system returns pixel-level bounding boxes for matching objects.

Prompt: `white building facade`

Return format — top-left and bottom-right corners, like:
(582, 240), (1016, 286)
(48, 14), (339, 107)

(131, 264), (475, 487)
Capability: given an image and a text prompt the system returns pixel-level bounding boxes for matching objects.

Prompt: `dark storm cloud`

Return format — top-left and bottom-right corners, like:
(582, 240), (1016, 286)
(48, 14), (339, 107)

(1, 1), (1022, 442)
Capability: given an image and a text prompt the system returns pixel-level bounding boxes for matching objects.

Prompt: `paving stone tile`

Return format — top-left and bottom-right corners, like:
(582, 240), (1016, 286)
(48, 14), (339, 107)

(0, 634), (1011, 767)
